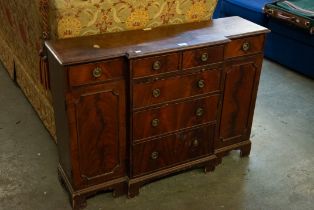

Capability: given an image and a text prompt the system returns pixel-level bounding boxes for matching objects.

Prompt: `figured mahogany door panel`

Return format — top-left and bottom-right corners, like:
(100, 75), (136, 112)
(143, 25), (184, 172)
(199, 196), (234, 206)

(218, 55), (263, 147)
(132, 53), (180, 78)
(133, 94), (219, 141)
(224, 35), (265, 59)
(66, 81), (126, 187)
(68, 58), (125, 87)
(182, 45), (224, 69)
(133, 69), (221, 108)
(132, 125), (215, 177)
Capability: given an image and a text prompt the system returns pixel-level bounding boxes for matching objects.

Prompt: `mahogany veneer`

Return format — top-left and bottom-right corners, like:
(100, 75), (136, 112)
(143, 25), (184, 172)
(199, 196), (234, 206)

(46, 17), (269, 210)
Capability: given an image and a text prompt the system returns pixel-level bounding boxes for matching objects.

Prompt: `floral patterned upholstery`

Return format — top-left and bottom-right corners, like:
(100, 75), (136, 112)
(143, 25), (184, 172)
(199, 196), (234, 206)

(0, 0), (218, 140)
(52, 0), (218, 39)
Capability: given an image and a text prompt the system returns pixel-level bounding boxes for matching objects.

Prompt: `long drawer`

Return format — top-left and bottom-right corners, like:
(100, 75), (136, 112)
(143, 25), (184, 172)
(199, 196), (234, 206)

(133, 69), (221, 108)
(132, 125), (215, 177)
(133, 94), (219, 141)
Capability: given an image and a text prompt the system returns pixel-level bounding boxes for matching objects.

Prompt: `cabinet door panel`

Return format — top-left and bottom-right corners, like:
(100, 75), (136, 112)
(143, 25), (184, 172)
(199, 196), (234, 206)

(218, 55), (262, 147)
(67, 81), (126, 187)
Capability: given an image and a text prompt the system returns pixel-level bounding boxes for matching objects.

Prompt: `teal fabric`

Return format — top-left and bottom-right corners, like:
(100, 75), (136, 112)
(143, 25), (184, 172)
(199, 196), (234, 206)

(277, 0), (314, 18)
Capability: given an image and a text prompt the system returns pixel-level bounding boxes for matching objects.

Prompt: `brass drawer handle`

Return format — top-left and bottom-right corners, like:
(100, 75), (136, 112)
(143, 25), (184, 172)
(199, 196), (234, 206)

(242, 42), (250, 52)
(152, 89), (161, 98)
(197, 79), (205, 88)
(192, 139), (199, 147)
(201, 53), (209, 62)
(92, 67), (102, 78)
(151, 119), (160, 127)
(195, 108), (204, 117)
(151, 151), (159, 160)
(152, 60), (161, 70)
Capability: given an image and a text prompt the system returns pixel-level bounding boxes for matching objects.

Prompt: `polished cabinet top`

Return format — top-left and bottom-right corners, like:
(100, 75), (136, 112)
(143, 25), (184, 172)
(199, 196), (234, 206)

(45, 16), (269, 66)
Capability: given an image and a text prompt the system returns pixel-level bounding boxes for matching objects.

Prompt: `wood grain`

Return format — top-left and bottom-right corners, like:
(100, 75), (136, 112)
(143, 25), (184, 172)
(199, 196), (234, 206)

(132, 69), (221, 108)
(133, 94), (219, 141)
(132, 125), (215, 176)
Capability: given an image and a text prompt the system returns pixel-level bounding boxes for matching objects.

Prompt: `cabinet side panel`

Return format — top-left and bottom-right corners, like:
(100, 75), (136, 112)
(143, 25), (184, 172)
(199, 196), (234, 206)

(48, 52), (72, 178)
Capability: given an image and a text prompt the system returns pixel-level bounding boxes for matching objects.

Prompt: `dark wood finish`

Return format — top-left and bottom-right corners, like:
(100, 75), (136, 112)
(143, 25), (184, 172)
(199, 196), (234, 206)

(68, 58), (125, 87)
(216, 55), (263, 149)
(45, 17), (269, 65)
(133, 95), (219, 141)
(132, 53), (180, 78)
(57, 165), (127, 210)
(224, 35), (265, 59)
(182, 45), (224, 69)
(46, 16), (269, 209)
(66, 81), (126, 188)
(132, 69), (221, 108)
(132, 125), (215, 176)
(127, 155), (217, 198)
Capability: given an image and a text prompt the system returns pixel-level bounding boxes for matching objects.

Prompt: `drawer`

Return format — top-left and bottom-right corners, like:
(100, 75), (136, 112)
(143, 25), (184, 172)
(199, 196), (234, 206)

(133, 94), (219, 141)
(68, 58), (125, 87)
(132, 53), (180, 78)
(133, 69), (221, 108)
(132, 125), (215, 176)
(225, 35), (265, 59)
(182, 45), (224, 69)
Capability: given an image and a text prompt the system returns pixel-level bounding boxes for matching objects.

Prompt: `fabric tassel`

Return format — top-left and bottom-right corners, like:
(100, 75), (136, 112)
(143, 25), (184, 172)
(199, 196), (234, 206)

(39, 49), (50, 90)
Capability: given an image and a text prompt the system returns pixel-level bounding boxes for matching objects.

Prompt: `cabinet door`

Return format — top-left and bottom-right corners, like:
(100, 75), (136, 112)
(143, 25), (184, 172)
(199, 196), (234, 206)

(66, 81), (126, 188)
(217, 55), (263, 148)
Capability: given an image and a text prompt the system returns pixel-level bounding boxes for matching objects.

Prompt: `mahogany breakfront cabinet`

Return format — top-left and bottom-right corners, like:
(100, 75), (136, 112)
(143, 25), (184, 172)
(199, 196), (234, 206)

(46, 17), (269, 209)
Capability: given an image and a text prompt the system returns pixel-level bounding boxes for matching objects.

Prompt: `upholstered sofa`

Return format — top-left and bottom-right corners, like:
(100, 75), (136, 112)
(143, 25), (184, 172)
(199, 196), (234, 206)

(218, 0), (314, 78)
(0, 0), (219, 140)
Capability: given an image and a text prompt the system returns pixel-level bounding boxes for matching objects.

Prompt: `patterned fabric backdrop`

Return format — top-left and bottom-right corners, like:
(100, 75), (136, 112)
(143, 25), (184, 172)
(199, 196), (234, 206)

(51, 0), (218, 39)
(0, 0), (218, 140)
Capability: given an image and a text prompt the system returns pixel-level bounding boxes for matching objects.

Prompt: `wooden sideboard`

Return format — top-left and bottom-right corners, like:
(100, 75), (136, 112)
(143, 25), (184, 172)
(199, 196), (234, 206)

(46, 17), (269, 210)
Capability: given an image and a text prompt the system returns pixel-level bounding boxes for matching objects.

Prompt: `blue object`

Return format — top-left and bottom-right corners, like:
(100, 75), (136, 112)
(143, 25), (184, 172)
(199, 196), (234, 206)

(214, 0), (314, 78)
(221, 0), (272, 25)
(213, 0), (223, 19)
(265, 20), (314, 78)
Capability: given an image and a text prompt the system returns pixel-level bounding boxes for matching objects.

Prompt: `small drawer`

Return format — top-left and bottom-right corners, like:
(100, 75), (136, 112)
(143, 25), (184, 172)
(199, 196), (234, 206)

(182, 45), (224, 69)
(132, 125), (215, 176)
(68, 58), (125, 87)
(225, 35), (265, 59)
(132, 53), (180, 78)
(133, 94), (219, 141)
(133, 69), (221, 108)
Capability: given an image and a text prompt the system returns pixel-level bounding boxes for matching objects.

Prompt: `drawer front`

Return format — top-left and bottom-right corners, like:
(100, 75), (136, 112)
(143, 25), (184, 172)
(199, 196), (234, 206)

(182, 45), (224, 69)
(68, 59), (125, 87)
(132, 125), (215, 176)
(132, 53), (180, 78)
(133, 69), (221, 108)
(133, 94), (219, 141)
(225, 35), (265, 59)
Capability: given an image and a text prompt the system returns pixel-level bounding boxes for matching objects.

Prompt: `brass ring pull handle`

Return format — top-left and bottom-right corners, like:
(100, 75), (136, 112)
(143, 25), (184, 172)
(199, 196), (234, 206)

(195, 108), (204, 117)
(151, 119), (160, 127)
(151, 151), (159, 160)
(192, 139), (199, 147)
(242, 42), (250, 52)
(92, 67), (102, 78)
(201, 53), (209, 62)
(152, 89), (161, 98)
(152, 60), (161, 70)
(197, 79), (205, 88)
